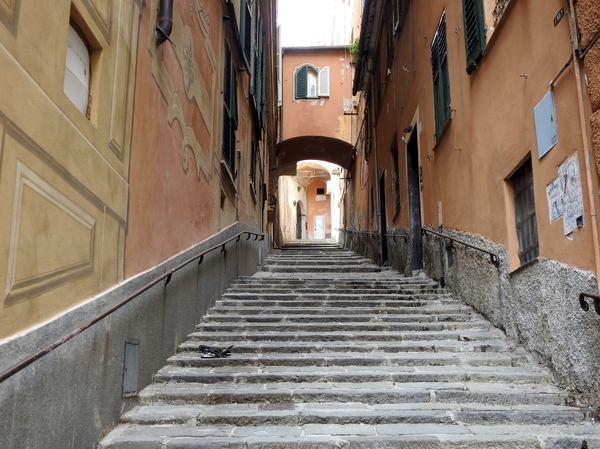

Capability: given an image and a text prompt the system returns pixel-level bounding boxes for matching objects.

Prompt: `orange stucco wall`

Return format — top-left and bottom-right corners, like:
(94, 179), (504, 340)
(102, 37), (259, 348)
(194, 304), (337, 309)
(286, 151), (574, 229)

(282, 47), (353, 144)
(349, 0), (599, 272)
(125, 0), (270, 276)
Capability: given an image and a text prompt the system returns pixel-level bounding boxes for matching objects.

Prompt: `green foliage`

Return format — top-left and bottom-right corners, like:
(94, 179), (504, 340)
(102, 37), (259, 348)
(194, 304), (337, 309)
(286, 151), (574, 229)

(349, 38), (360, 63)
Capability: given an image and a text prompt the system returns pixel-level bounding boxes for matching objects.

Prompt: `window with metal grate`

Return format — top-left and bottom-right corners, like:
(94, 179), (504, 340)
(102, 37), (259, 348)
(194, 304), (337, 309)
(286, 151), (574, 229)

(512, 158), (539, 265)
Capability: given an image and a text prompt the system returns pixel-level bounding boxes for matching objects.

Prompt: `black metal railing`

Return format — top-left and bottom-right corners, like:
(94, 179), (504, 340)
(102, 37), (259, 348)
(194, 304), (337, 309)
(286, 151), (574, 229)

(0, 230), (265, 384)
(579, 292), (600, 315)
(422, 227), (500, 268)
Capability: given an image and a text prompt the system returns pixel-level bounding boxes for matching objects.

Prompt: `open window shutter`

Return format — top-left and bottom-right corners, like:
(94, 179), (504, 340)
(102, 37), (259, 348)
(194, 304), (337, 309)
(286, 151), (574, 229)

(463, 0), (485, 74)
(295, 65), (308, 98)
(232, 66), (238, 129)
(318, 66), (330, 97)
(260, 44), (267, 129)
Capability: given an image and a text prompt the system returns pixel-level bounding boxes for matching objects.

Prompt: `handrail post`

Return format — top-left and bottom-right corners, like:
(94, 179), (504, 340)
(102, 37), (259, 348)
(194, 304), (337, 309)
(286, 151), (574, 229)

(438, 225), (445, 288)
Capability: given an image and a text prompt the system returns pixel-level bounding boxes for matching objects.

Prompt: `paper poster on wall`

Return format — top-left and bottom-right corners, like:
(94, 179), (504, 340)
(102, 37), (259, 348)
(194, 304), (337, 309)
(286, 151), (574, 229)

(534, 91), (559, 159)
(546, 177), (563, 222)
(558, 154), (584, 235)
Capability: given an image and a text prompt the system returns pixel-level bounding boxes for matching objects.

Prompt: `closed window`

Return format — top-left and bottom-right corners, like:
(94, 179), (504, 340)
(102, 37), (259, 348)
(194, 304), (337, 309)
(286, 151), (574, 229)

(512, 158), (539, 265)
(431, 11), (451, 140)
(462, 0), (486, 74)
(295, 64), (330, 99)
(64, 24), (91, 117)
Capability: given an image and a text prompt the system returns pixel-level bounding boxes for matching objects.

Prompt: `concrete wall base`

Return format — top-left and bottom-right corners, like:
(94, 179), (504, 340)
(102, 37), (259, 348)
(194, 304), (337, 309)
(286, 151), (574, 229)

(0, 222), (267, 449)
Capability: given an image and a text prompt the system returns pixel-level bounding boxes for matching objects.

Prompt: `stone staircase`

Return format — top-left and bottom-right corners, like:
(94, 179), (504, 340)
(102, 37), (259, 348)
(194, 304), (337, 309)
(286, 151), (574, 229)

(99, 243), (599, 448)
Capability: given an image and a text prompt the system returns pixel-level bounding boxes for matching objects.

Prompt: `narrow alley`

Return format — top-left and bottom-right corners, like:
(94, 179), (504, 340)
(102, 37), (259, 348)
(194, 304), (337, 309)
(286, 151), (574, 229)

(2, 1), (600, 448)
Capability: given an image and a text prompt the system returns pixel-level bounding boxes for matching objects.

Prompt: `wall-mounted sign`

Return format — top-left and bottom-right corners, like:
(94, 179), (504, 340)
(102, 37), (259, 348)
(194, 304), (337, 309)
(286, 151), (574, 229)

(534, 91), (558, 159)
(554, 8), (564, 27)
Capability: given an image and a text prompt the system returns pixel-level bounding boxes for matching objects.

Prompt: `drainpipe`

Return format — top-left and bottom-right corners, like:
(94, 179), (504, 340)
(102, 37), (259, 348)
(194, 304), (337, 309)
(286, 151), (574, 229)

(567, 0), (600, 291)
(156, 0), (174, 46)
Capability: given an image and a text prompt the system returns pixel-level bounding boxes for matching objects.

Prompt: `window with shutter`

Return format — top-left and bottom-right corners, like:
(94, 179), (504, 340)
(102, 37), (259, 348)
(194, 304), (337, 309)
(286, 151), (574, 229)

(431, 11), (451, 140)
(295, 65), (308, 99)
(240, 0), (252, 64)
(295, 64), (326, 99)
(318, 66), (330, 97)
(463, 0), (485, 74)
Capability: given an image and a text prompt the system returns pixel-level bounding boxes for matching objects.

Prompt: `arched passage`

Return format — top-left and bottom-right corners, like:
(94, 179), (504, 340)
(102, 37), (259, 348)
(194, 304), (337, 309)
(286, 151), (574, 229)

(275, 136), (354, 177)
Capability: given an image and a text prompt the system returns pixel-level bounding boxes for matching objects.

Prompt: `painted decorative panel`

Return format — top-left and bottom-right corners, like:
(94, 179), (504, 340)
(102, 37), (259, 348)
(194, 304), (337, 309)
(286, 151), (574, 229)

(0, 0), (19, 34)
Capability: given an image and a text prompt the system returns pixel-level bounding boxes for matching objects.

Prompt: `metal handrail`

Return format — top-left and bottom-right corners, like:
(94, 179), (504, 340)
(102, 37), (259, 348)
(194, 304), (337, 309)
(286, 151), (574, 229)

(339, 228), (380, 239)
(0, 230), (265, 384)
(421, 227), (500, 268)
(579, 292), (600, 315)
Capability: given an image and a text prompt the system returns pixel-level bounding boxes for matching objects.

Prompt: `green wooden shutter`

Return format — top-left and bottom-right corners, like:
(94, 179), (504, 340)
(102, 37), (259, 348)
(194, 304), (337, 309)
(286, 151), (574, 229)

(431, 11), (450, 139)
(240, 0), (252, 63)
(463, 0), (485, 74)
(295, 65), (308, 99)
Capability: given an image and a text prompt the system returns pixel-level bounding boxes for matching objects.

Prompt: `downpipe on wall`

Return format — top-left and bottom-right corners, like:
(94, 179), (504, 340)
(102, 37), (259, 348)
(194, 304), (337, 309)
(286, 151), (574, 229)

(567, 0), (600, 293)
(156, 0), (174, 46)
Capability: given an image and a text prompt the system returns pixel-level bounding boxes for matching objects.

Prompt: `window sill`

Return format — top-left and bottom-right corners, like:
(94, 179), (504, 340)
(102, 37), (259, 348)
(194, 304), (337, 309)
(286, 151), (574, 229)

(220, 159), (238, 194)
(433, 116), (452, 151)
(250, 181), (258, 205)
(509, 256), (541, 277)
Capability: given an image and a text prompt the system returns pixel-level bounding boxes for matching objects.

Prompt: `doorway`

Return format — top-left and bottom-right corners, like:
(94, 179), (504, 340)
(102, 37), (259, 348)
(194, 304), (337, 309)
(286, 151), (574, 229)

(407, 132), (423, 271)
(379, 173), (388, 265)
(314, 215), (325, 239)
(296, 201), (303, 239)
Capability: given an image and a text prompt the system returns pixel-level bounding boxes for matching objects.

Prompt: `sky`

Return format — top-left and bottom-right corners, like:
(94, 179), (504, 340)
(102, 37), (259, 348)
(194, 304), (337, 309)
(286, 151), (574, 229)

(277, 0), (352, 47)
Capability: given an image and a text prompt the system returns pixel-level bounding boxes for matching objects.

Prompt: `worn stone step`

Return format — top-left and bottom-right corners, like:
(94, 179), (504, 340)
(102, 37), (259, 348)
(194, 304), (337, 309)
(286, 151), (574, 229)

(120, 402), (592, 427)
(99, 423), (597, 449)
(221, 291), (443, 300)
(262, 265), (383, 273)
(187, 329), (504, 343)
(169, 350), (527, 367)
(138, 381), (568, 406)
(195, 320), (491, 334)
(177, 339), (512, 354)
(208, 304), (473, 316)
(215, 299), (438, 308)
(201, 312), (478, 323)
(154, 364), (550, 384)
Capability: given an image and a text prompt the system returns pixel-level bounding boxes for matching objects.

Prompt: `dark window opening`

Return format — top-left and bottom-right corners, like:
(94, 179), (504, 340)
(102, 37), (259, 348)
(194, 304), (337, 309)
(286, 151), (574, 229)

(316, 188), (325, 195)
(222, 43), (238, 177)
(512, 158), (539, 265)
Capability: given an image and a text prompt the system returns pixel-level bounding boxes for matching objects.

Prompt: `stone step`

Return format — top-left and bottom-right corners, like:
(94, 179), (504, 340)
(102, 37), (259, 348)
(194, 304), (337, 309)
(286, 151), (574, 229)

(99, 423), (598, 449)
(187, 329), (504, 343)
(215, 299), (439, 308)
(233, 277), (435, 286)
(121, 403), (593, 427)
(222, 290), (442, 301)
(170, 350), (526, 366)
(137, 381), (568, 406)
(208, 305), (474, 316)
(154, 364), (550, 384)
(177, 339), (512, 354)
(201, 312), (478, 323)
(194, 320), (492, 333)
(98, 246), (600, 449)
(225, 285), (440, 293)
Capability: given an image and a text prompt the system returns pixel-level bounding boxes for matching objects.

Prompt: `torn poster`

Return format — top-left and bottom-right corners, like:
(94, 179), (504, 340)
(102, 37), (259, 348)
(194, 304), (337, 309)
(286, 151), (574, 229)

(558, 154), (584, 235)
(546, 177), (563, 223)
